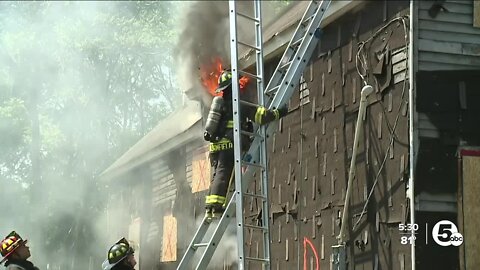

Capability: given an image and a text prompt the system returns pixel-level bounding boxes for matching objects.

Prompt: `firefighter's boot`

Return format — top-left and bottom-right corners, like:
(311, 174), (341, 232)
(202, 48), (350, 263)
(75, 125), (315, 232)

(211, 204), (225, 219)
(205, 207), (213, 222)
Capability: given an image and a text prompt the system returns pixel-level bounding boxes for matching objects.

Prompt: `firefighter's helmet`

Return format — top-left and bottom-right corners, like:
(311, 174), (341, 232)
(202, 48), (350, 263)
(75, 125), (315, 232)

(102, 238), (134, 270)
(0, 231), (27, 264)
(216, 70), (233, 93)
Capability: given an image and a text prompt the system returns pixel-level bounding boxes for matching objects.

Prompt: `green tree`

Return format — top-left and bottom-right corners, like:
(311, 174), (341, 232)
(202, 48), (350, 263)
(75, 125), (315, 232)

(0, 2), (181, 269)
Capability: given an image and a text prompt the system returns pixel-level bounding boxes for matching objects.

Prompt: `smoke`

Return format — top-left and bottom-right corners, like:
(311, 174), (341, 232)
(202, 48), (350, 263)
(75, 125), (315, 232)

(0, 2), (180, 269)
(211, 228), (238, 268)
(189, 216), (238, 269)
(174, 1), (230, 105)
(0, 2), (114, 268)
(174, 1), (290, 105)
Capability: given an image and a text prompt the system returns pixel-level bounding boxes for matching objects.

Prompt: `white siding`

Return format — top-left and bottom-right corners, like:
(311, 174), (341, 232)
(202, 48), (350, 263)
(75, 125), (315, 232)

(149, 139), (207, 208)
(418, 0), (480, 70)
(185, 140), (208, 188)
(150, 160), (176, 206)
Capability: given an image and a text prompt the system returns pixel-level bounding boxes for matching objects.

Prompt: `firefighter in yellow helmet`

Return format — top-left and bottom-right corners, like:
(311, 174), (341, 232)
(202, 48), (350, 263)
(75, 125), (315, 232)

(102, 238), (136, 270)
(0, 231), (39, 270)
(203, 69), (288, 219)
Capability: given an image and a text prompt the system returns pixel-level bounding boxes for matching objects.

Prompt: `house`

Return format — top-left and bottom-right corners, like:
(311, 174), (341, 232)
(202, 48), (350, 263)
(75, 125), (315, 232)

(100, 1), (480, 269)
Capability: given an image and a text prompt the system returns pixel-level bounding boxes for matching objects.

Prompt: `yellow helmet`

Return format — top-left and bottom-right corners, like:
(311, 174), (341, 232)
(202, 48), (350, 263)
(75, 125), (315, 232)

(0, 231), (27, 264)
(216, 70), (233, 93)
(102, 238), (134, 270)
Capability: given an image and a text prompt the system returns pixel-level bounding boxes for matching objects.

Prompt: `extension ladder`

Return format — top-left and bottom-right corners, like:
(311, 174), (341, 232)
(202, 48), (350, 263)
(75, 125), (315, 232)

(177, 1), (331, 269)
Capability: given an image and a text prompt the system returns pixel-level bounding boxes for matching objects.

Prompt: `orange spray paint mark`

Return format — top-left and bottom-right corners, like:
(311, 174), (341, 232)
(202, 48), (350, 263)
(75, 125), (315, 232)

(303, 237), (319, 270)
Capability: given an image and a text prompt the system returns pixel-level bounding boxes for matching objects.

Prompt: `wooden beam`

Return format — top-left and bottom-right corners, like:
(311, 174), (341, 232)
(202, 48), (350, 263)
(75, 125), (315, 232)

(474, 1), (480, 28)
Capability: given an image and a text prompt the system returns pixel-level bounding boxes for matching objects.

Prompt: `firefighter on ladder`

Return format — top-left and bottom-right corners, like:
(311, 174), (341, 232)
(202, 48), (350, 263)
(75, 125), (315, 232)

(0, 231), (39, 270)
(203, 69), (288, 220)
(102, 238), (137, 270)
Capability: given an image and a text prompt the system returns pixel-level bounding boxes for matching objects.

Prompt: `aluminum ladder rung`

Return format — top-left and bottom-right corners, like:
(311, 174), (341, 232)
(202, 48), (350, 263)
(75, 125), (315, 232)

(244, 224), (268, 231)
(301, 13), (316, 26)
(237, 11), (260, 23)
(246, 256), (269, 263)
(239, 99), (260, 108)
(193, 243), (208, 248)
(242, 160), (265, 169)
(265, 85), (280, 95)
(279, 60), (293, 71)
(243, 192), (267, 200)
(240, 130), (263, 139)
(239, 70), (262, 81)
(290, 36), (305, 49)
(238, 40), (261, 51)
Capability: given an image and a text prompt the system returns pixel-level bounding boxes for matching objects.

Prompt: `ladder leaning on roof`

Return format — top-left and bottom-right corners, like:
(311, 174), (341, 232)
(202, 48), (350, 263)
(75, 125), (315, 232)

(176, 1), (332, 269)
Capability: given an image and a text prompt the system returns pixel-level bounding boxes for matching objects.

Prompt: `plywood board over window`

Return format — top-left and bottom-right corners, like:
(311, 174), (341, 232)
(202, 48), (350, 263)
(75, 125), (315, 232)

(161, 215), (177, 262)
(191, 147), (210, 193)
(474, 1), (480, 28)
(459, 150), (480, 270)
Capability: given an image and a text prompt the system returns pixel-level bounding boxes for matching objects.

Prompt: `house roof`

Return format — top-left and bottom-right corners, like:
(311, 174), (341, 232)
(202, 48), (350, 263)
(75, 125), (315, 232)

(100, 100), (203, 180)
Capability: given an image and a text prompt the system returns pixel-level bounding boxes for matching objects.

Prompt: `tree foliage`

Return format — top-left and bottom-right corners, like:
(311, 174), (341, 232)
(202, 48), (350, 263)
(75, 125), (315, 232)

(0, 1), (181, 269)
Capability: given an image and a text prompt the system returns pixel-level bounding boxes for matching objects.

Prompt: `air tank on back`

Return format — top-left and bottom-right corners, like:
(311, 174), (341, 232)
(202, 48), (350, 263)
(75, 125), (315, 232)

(205, 96), (224, 137)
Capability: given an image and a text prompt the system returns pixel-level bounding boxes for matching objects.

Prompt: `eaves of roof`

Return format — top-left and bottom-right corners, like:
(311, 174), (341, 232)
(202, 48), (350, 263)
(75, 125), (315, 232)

(100, 101), (203, 181)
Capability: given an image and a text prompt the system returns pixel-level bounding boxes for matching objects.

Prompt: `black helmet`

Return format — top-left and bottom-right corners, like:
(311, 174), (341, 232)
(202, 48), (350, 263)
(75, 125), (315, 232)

(216, 69), (232, 93)
(102, 238), (134, 270)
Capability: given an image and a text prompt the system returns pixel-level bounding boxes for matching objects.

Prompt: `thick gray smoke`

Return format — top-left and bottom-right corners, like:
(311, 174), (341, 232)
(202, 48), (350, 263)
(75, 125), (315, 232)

(0, 2), (181, 270)
(175, 1), (288, 105)
(189, 216), (238, 269)
(175, 1), (231, 104)
(0, 3), (113, 268)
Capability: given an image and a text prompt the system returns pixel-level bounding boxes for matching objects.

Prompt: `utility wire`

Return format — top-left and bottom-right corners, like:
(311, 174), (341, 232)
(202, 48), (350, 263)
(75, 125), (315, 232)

(356, 16), (409, 86)
(352, 15), (409, 230)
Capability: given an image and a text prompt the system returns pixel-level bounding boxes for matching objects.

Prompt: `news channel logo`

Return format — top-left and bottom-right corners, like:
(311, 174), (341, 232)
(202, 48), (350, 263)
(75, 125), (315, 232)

(431, 220), (463, 246)
(399, 220), (463, 246)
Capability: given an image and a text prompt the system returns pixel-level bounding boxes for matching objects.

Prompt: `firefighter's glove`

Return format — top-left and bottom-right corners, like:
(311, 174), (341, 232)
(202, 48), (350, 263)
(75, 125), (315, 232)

(242, 121), (254, 133)
(205, 131), (220, 142)
(277, 105), (289, 119)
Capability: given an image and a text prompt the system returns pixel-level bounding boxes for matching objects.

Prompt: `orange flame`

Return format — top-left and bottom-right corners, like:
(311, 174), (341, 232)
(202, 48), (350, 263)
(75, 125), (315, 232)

(200, 58), (223, 97)
(239, 76), (250, 90)
(199, 57), (251, 96)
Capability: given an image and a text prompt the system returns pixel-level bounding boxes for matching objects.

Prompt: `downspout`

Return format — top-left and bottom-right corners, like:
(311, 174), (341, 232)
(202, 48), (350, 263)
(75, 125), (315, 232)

(408, 0), (416, 269)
